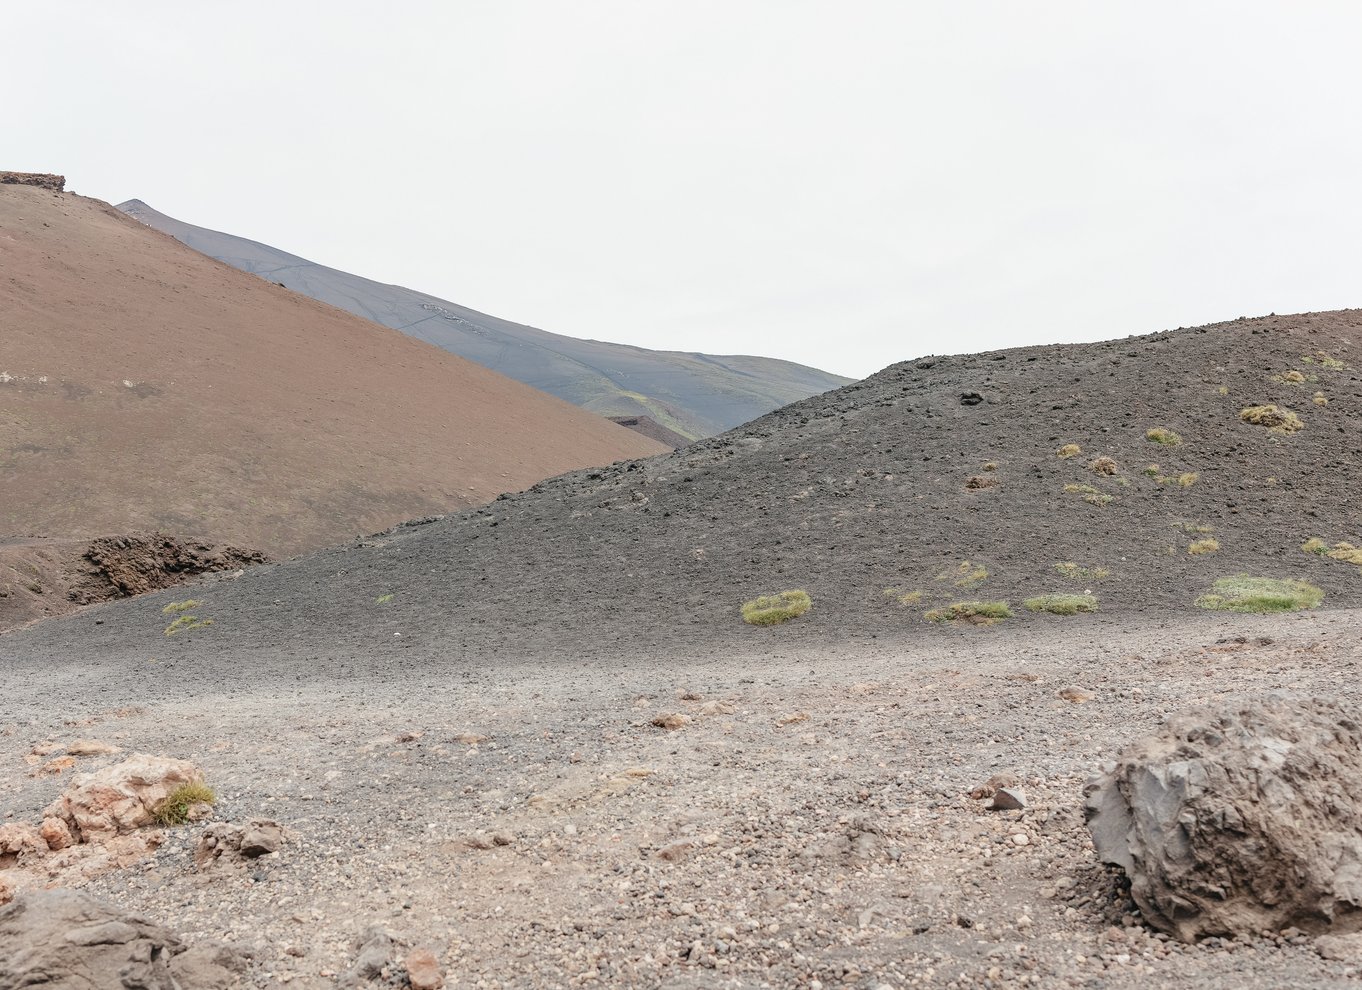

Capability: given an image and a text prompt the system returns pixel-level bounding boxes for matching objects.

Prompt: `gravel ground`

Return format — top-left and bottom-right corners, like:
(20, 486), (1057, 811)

(5, 608), (1361, 988)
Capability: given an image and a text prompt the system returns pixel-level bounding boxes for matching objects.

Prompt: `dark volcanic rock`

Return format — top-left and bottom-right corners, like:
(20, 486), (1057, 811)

(1085, 696), (1362, 942)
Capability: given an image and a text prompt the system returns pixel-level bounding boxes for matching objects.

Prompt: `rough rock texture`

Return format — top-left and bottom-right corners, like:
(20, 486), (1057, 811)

(0, 888), (182, 988)
(1085, 696), (1362, 941)
(45, 754), (203, 841)
(0, 171), (64, 190)
(0, 533), (267, 633)
(194, 819), (288, 867)
(0, 888), (242, 989)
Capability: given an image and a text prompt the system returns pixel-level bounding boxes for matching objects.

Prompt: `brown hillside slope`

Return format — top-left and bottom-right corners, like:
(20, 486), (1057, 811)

(0, 185), (666, 556)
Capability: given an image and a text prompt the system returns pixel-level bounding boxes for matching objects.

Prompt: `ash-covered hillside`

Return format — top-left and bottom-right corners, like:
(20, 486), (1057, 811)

(7, 311), (1361, 666)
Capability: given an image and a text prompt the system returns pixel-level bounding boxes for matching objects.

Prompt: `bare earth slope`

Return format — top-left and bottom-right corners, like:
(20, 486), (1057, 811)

(117, 199), (855, 439)
(0, 185), (666, 558)
(6, 310), (1358, 663)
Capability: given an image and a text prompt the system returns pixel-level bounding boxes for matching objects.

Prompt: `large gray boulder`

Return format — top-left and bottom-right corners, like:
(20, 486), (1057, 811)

(0, 888), (243, 989)
(1085, 696), (1362, 942)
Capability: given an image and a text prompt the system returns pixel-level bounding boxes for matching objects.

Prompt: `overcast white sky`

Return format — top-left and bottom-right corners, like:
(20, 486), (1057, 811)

(9, 2), (1362, 378)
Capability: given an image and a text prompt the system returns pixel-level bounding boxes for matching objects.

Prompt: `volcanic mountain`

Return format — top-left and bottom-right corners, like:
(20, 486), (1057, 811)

(0, 182), (667, 559)
(116, 199), (854, 439)
(7, 310), (1360, 662)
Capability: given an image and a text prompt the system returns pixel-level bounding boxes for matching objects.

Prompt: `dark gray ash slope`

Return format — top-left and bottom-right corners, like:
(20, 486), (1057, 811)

(5, 311), (1360, 670)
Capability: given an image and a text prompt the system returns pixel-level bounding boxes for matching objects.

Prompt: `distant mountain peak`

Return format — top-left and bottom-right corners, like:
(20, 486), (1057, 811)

(117, 200), (855, 438)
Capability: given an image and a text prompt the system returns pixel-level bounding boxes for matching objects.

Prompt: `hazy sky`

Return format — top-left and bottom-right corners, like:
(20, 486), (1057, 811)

(9, 2), (1362, 378)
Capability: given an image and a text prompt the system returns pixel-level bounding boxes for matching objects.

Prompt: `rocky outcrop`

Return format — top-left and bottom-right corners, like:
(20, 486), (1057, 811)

(1085, 696), (1362, 942)
(0, 171), (64, 191)
(44, 754), (206, 841)
(195, 819), (289, 867)
(0, 888), (244, 989)
(0, 532), (266, 633)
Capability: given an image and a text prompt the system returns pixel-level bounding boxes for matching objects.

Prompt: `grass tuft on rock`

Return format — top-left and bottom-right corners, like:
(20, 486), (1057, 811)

(1023, 593), (1098, 615)
(741, 590), (812, 626)
(1195, 576), (1323, 614)
(1146, 428), (1182, 446)
(152, 781), (216, 827)
(1239, 405), (1304, 434)
(925, 601), (1012, 625)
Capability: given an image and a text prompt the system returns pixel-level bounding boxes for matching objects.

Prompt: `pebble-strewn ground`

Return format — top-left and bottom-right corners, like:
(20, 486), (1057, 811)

(4, 608), (1360, 988)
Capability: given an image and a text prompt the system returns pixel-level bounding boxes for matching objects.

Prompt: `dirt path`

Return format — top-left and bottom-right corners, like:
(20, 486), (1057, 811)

(4, 609), (1359, 988)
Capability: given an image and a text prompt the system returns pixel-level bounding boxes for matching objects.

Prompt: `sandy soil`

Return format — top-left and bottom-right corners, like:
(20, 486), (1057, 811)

(4, 609), (1361, 988)
(0, 185), (665, 558)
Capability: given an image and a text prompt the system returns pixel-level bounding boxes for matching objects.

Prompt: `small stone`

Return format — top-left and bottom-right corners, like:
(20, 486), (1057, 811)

(988, 788), (1027, 811)
(775, 712), (809, 727)
(451, 733), (488, 745)
(1316, 932), (1362, 963)
(969, 773), (1020, 799)
(655, 841), (694, 862)
(651, 713), (691, 731)
(65, 739), (122, 757)
(1058, 687), (1094, 703)
(405, 947), (445, 990)
(1011, 833), (1030, 846)
(39, 817), (73, 851)
(38, 756), (76, 776)
(239, 820), (285, 858)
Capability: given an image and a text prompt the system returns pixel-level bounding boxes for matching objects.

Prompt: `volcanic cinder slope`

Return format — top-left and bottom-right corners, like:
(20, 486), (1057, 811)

(116, 199), (854, 440)
(7, 310), (1360, 664)
(0, 184), (666, 559)
(6, 313), (1362, 989)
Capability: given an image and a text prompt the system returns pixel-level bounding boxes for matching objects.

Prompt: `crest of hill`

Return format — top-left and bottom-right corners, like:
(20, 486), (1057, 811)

(7, 310), (1362, 663)
(0, 185), (667, 558)
(116, 199), (855, 440)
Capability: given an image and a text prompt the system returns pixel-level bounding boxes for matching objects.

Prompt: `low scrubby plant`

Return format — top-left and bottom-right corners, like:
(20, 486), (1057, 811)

(1056, 443), (1082, 459)
(1330, 542), (1362, 565)
(1313, 392), (1329, 406)
(1146, 428), (1182, 446)
(152, 781), (216, 826)
(164, 615), (214, 636)
(1302, 537), (1329, 554)
(1023, 593), (1098, 615)
(741, 590), (812, 626)
(1064, 483), (1113, 505)
(882, 587), (924, 606)
(1054, 562), (1110, 581)
(1177, 472), (1199, 488)
(162, 599), (201, 613)
(1239, 405), (1304, 434)
(1195, 576), (1323, 614)
(925, 601), (1012, 625)
(1188, 538), (1220, 555)
(1089, 456), (1119, 476)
